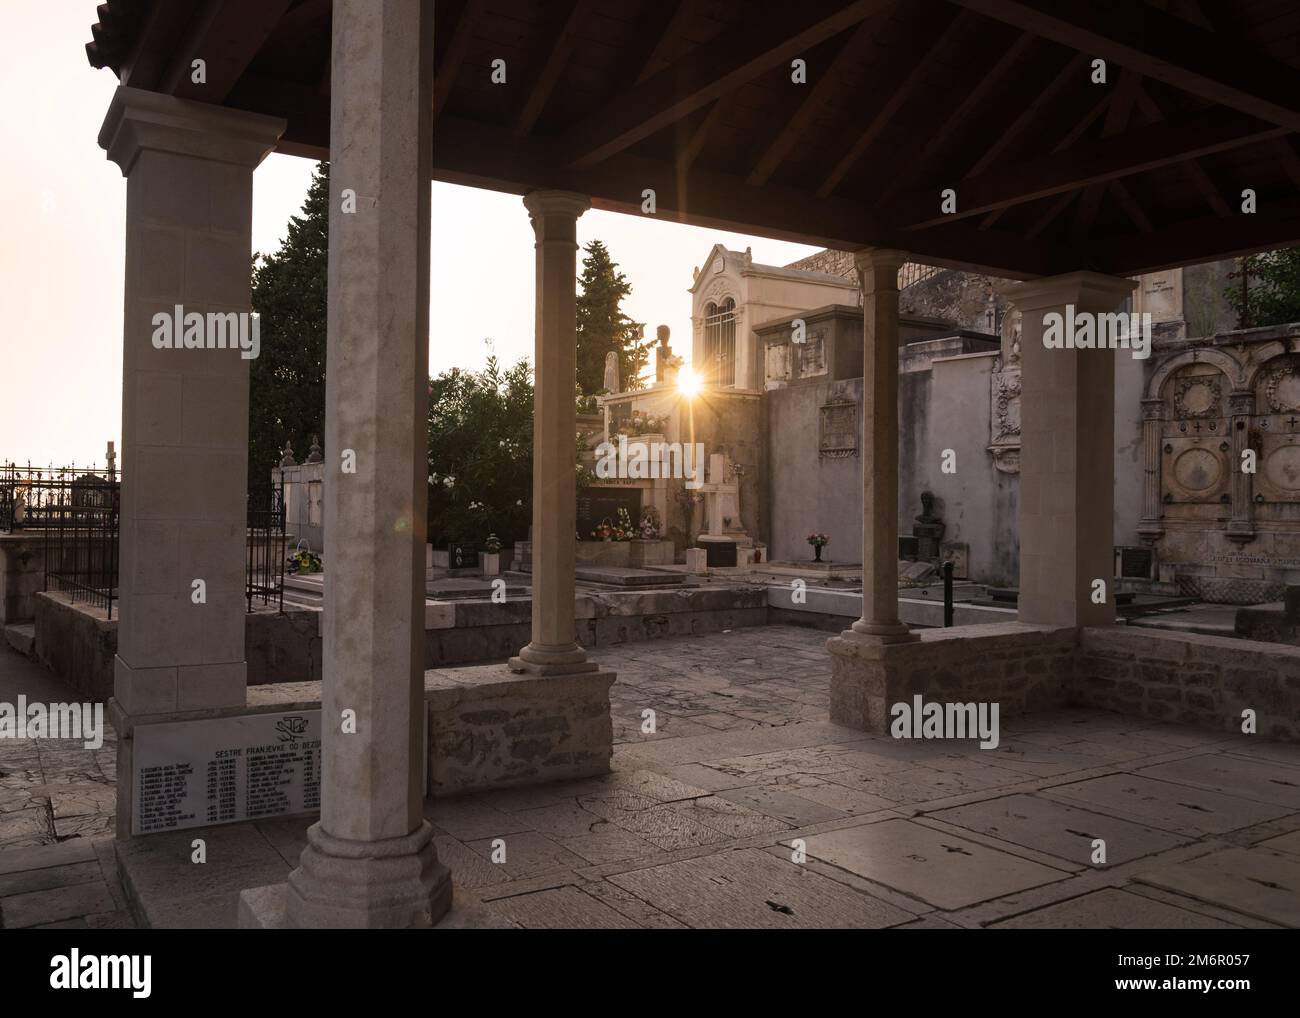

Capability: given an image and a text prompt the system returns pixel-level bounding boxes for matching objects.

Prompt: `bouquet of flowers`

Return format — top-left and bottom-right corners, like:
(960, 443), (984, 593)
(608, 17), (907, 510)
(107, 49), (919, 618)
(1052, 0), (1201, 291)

(638, 506), (661, 540)
(483, 533), (502, 554)
(807, 533), (830, 548)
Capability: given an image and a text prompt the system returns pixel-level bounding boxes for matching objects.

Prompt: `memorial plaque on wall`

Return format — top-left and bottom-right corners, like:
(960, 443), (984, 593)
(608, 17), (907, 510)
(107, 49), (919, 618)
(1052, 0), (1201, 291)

(577, 488), (642, 537)
(133, 710), (322, 835)
(819, 399), (858, 458)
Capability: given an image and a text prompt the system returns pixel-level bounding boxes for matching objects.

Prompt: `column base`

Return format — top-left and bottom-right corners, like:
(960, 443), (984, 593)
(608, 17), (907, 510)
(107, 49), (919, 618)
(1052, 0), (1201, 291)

(508, 641), (598, 675)
(846, 618), (920, 645)
(283, 820), (451, 929)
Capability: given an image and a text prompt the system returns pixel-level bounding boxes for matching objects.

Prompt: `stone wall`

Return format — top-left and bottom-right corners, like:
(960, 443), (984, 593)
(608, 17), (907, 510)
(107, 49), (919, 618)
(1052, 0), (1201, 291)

(1076, 626), (1300, 741)
(0, 533), (48, 625)
(426, 666), (614, 796)
(34, 590), (117, 700)
(828, 622), (1075, 732)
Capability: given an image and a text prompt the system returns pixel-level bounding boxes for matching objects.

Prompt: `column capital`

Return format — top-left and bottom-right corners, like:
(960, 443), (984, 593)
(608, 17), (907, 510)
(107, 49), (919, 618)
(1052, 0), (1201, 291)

(1006, 270), (1136, 313)
(853, 247), (909, 280)
(523, 189), (591, 220)
(99, 86), (285, 176)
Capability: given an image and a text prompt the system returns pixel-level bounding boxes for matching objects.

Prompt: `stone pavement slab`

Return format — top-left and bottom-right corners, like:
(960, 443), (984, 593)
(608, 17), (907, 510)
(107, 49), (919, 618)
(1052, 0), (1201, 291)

(988, 887), (1249, 929)
(1044, 774), (1292, 837)
(1136, 754), (1300, 809)
(607, 847), (914, 928)
(930, 793), (1190, 867)
(1135, 846), (1300, 927)
(803, 818), (1072, 910)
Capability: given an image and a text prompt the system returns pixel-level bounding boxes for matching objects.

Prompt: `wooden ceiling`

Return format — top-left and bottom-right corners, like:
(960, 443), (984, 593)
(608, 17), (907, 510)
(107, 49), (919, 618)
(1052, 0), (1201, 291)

(88, 0), (1300, 278)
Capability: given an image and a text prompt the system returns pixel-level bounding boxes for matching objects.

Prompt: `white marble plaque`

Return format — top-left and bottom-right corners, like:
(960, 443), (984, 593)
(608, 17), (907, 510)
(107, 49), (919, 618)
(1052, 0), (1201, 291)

(133, 710), (322, 835)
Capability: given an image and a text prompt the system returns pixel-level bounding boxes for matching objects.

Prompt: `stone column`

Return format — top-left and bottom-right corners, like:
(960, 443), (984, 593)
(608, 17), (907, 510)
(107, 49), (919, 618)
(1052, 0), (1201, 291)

(846, 248), (916, 645)
(1137, 397), (1165, 543)
(1009, 271), (1136, 628)
(509, 191), (598, 676)
(99, 86), (284, 836)
(283, 0), (450, 928)
(1227, 391), (1256, 543)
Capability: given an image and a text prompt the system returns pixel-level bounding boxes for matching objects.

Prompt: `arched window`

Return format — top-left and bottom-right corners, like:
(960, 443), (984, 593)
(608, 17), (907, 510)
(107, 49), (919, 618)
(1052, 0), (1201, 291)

(703, 297), (736, 386)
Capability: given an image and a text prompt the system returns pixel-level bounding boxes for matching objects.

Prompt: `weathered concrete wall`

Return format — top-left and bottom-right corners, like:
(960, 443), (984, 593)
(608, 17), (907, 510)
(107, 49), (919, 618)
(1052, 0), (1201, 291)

(1114, 346), (1147, 547)
(1076, 626), (1300, 741)
(828, 622), (1075, 733)
(766, 378), (863, 564)
(899, 347), (1015, 584)
(426, 666), (614, 796)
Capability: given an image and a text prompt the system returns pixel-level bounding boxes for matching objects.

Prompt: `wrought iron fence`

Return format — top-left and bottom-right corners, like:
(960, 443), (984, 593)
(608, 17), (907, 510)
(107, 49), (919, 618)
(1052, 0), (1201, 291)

(1, 461), (119, 533)
(5, 462), (286, 617)
(247, 485), (286, 612)
(42, 476), (120, 618)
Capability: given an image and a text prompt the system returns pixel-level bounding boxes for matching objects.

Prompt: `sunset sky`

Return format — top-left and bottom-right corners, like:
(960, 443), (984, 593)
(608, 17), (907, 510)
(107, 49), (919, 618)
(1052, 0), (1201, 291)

(2, 1), (821, 469)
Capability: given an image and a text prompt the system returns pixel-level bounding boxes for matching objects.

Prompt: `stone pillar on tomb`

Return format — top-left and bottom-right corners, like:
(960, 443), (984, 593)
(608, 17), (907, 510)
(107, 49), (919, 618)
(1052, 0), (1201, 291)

(846, 248), (916, 645)
(1137, 397), (1165, 543)
(509, 190), (600, 677)
(99, 86), (284, 837)
(281, 0), (451, 928)
(1009, 271), (1136, 628)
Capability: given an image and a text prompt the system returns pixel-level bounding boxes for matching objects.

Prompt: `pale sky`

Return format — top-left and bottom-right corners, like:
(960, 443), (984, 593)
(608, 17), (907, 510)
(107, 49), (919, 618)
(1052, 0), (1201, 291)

(1, 1), (821, 469)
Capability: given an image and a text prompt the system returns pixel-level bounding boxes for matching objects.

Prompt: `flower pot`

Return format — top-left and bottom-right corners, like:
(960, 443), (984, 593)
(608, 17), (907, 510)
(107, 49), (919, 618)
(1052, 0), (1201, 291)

(482, 551), (501, 576)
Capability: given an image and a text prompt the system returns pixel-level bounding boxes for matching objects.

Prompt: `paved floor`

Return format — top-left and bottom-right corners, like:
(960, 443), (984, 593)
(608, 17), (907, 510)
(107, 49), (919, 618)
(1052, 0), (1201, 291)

(2, 627), (1299, 928)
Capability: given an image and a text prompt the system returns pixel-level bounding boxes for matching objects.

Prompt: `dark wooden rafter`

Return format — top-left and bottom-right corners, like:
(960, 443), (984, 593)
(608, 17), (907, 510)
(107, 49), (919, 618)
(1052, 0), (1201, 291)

(894, 106), (1286, 231)
(1065, 69), (1144, 244)
(979, 87), (1109, 229)
(161, 0), (294, 102)
(678, 97), (733, 172)
(963, 51), (1087, 179)
(1136, 85), (1232, 217)
(948, 0), (1300, 131)
(746, 17), (880, 187)
(432, 0), (486, 120)
(875, 29), (1034, 203)
(632, 0), (692, 85)
(564, 0), (896, 169)
(1275, 136), (1300, 192)
(817, 6), (967, 198)
(515, 0), (595, 137)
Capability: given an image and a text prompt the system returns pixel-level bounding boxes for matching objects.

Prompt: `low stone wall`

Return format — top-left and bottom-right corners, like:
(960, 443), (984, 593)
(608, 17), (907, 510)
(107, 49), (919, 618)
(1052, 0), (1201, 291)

(34, 589), (116, 700)
(1076, 626), (1300, 741)
(34, 592), (323, 697)
(827, 622), (1074, 732)
(426, 666), (614, 796)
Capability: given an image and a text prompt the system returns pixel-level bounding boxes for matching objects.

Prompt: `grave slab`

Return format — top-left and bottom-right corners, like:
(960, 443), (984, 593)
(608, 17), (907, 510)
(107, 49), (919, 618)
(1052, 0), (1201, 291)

(802, 818), (1070, 910)
(930, 793), (1189, 866)
(1136, 846), (1300, 927)
(989, 887), (1248, 929)
(608, 847), (913, 928)
(1044, 774), (1291, 836)
(1137, 754), (1300, 809)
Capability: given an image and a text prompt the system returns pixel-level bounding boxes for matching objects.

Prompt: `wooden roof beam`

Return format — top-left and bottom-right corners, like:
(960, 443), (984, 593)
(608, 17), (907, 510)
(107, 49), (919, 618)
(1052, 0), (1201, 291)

(161, 0), (292, 103)
(433, 0), (486, 120)
(564, 0), (895, 169)
(894, 106), (1285, 231)
(515, 0), (595, 137)
(949, 0), (1300, 131)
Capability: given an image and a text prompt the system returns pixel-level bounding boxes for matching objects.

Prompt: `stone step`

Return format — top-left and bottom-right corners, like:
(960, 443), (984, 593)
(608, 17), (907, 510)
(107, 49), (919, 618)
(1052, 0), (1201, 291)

(4, 622), (36, 657)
